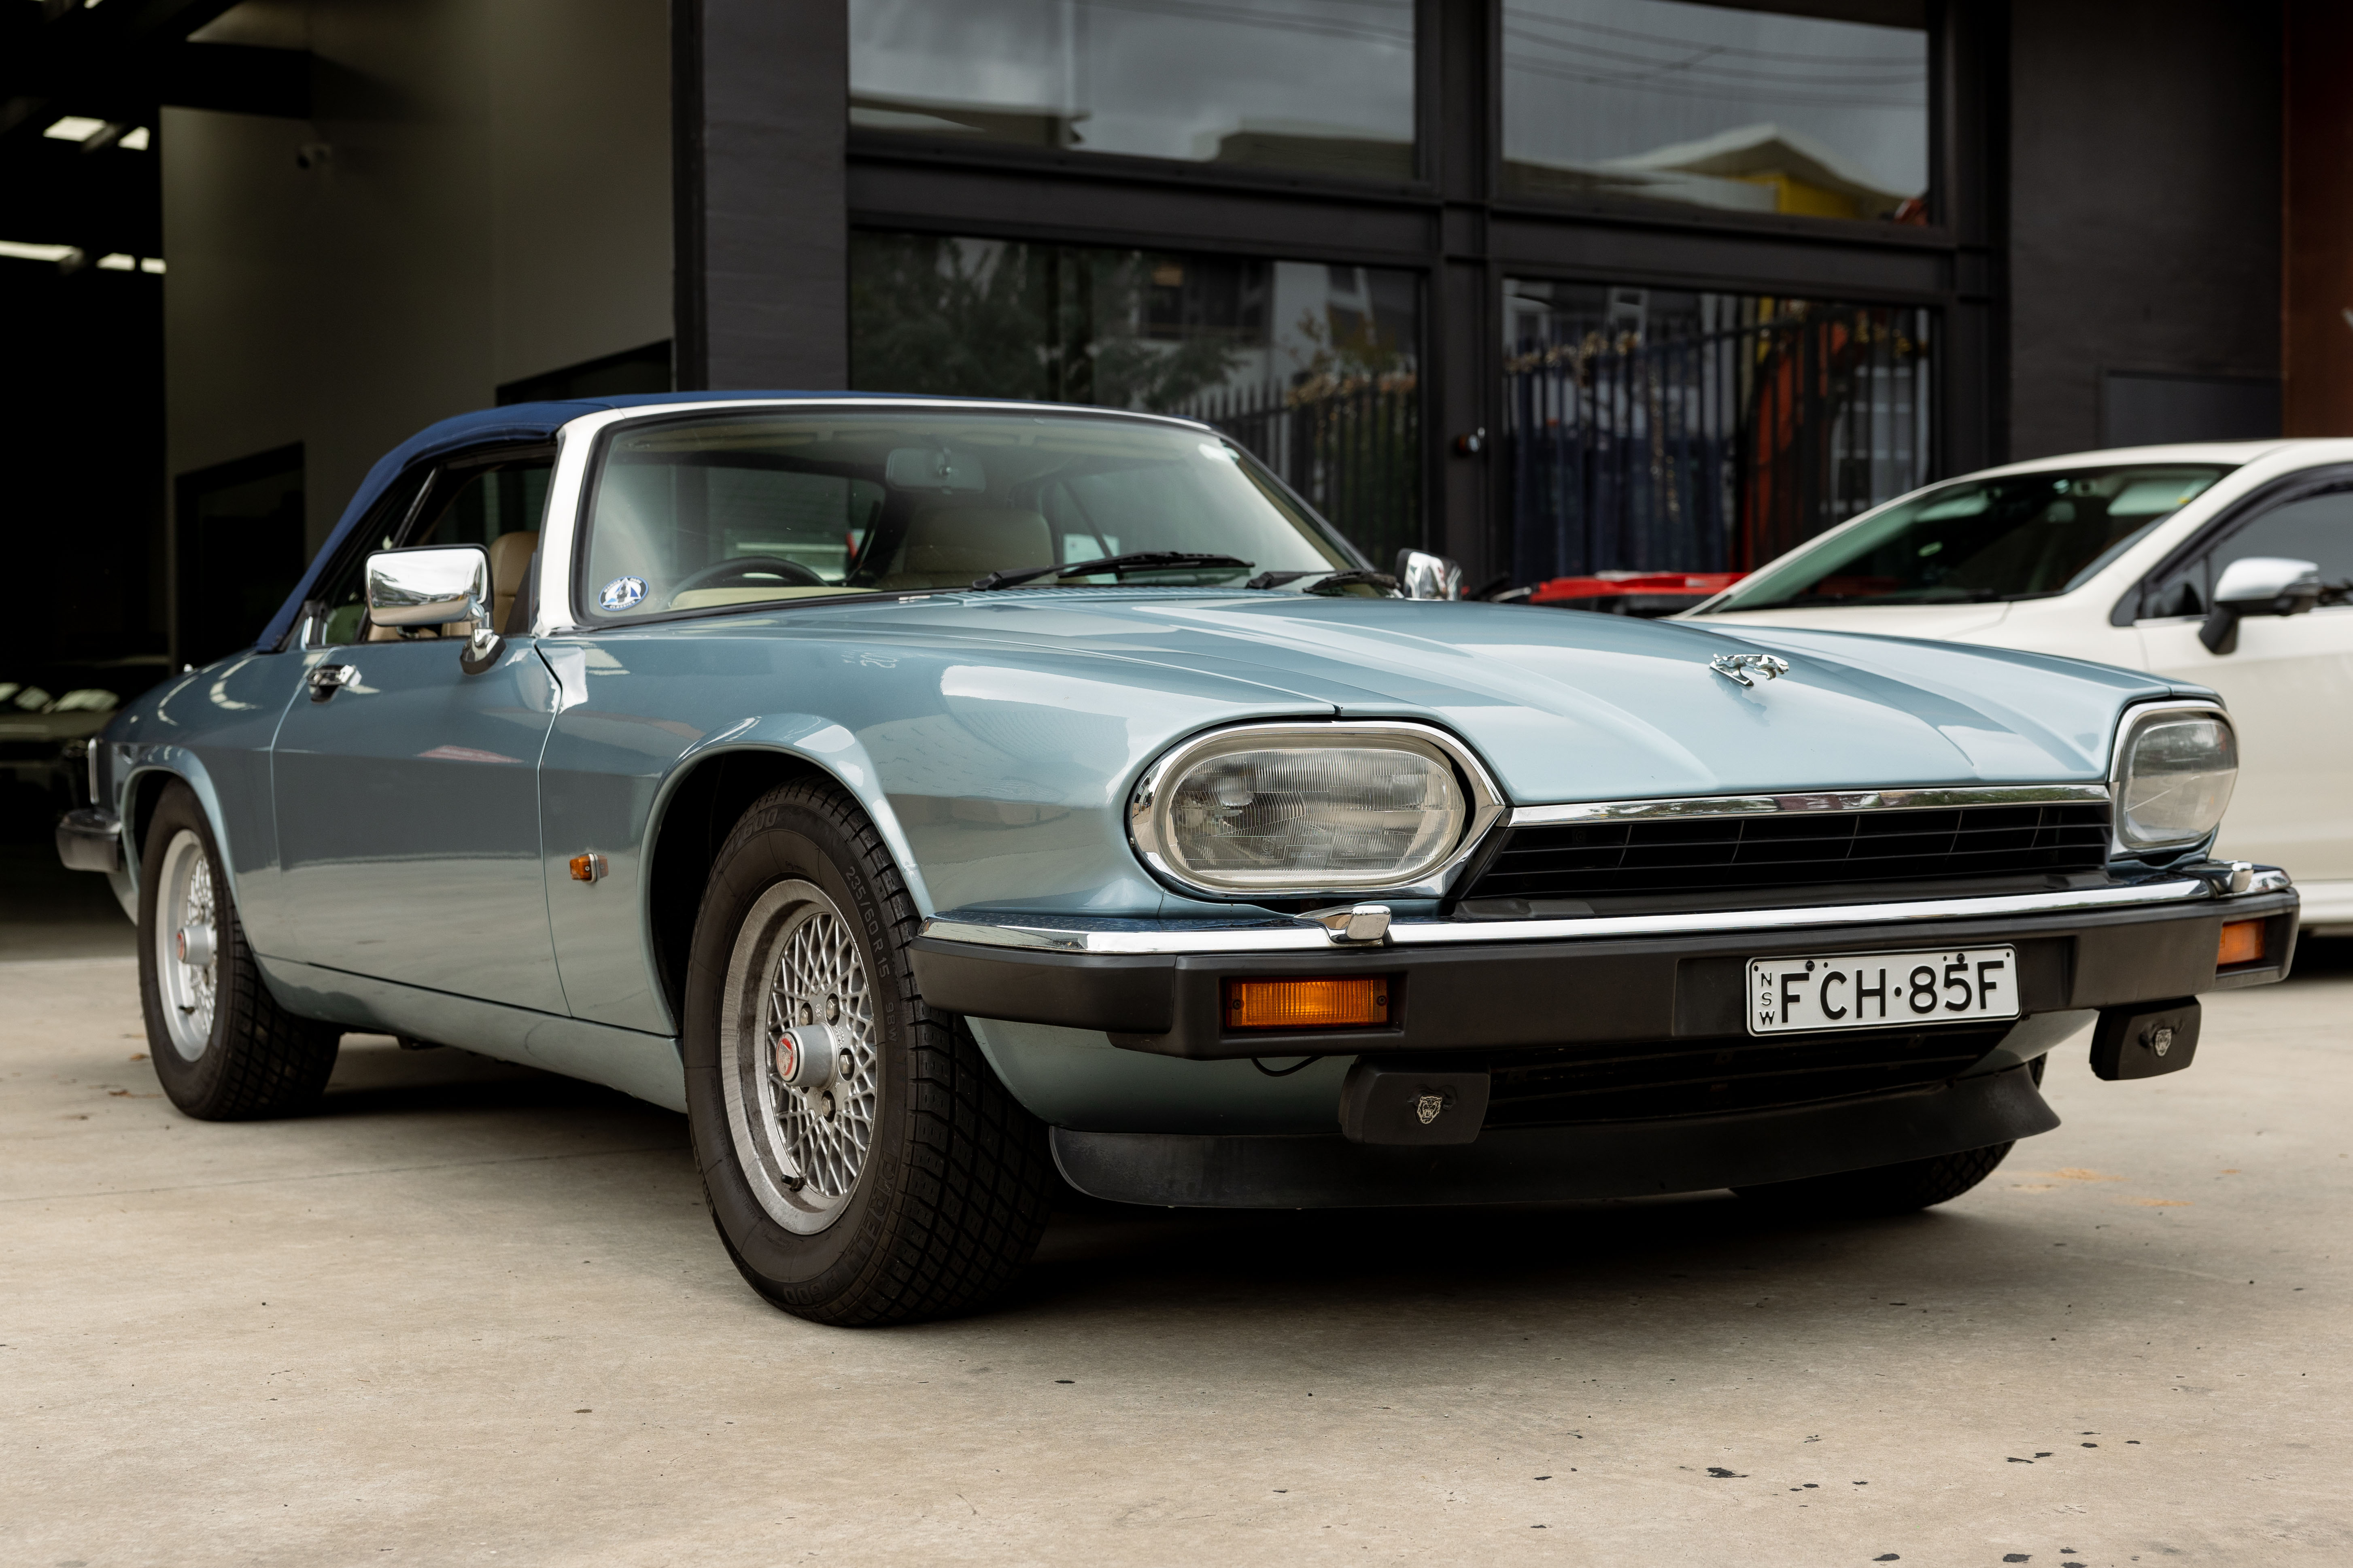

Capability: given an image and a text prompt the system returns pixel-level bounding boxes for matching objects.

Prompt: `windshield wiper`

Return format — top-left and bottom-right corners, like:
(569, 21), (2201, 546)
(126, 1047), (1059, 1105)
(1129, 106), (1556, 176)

(970, 552), (1252, 591)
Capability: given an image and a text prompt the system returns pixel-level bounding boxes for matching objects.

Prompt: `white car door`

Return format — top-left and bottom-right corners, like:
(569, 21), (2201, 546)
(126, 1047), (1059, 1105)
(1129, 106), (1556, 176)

(2130, 473), (2353, 901)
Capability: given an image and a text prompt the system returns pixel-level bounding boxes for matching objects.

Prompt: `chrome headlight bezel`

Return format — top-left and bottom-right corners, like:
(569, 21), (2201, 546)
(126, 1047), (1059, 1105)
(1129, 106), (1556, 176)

(2109, 699), (2238, 855)
(1128, 720), (1507, 899)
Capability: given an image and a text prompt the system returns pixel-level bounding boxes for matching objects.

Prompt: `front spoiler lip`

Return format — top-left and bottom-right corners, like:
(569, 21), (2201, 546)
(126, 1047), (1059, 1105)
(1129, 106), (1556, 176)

(923, 868), (2284, 956)
(1050, 1063), (2062, 1209)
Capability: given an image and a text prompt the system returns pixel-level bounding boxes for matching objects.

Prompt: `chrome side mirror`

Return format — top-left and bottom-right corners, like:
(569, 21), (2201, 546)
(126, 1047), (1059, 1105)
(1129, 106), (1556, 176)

(1394, 550), (1465, 600)
(2199, 555), (2321, 654)
(365, 545), (505, 673)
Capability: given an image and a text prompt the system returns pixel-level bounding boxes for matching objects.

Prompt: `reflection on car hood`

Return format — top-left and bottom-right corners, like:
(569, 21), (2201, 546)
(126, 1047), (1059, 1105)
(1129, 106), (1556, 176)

(1685, 602), (2015, 637)
(784, 592), (2190, 803)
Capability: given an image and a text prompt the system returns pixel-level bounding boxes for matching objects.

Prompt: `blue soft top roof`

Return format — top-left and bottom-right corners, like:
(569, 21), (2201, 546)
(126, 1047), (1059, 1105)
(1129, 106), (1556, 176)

(257, 390), (905, 652)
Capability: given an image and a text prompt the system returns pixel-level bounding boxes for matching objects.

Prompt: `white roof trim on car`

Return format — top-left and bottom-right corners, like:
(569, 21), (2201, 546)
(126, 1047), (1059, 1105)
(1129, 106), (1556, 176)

(1955, 439), (2326, 480)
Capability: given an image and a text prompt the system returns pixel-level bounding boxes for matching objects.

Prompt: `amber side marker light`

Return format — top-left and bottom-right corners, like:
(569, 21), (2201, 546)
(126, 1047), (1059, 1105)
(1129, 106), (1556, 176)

(2217, 918), (2266, 968)
(1225, 976), (1389, 1031)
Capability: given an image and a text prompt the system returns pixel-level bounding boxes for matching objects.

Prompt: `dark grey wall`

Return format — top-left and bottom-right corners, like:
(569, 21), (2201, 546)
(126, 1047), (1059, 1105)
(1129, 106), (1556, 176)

(2007, 0), (2281, 459)
(673, 0), (847, 390)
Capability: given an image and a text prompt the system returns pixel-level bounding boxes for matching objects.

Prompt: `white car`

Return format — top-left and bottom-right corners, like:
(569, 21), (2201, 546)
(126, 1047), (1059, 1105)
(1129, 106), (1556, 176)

(1690, 439), (2353, 931)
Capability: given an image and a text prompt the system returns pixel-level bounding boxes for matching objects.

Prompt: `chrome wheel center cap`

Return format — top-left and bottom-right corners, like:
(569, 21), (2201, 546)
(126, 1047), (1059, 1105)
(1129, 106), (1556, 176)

(175, 924), (215, 968)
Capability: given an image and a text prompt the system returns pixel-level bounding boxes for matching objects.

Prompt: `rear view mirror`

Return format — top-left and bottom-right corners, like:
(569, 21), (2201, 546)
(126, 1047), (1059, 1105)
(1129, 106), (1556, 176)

(365, 545), (505, 673)
(2200, 555), (2321, 653)
(884, 446), (986, 492)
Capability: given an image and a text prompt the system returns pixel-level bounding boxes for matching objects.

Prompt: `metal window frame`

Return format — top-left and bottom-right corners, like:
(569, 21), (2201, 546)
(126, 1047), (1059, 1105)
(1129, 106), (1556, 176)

(828, 0), (2000, 587)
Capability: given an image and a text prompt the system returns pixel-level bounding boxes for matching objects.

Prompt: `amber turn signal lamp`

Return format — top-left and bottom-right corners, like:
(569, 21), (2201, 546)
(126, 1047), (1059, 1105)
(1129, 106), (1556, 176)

(1224, 976), (1389, 1031)
(2217, 918), (2265, 968)
(569, 852), (607, 884)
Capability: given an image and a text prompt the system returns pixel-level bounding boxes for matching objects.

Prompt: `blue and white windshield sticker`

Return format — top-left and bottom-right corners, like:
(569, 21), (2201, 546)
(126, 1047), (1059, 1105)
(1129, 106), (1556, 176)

(598, 575), (648, 612)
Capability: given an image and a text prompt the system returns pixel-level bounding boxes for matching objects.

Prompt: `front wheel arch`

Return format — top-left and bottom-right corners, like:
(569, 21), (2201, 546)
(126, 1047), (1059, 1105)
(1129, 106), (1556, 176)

(682, 777), (1053, 1324)
(121, 760), (233, 919)
(645, 749), (830, 1025)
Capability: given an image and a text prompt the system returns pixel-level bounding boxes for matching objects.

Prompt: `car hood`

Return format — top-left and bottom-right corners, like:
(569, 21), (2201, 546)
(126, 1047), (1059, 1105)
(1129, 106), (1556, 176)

(752, 592), (2196, 804)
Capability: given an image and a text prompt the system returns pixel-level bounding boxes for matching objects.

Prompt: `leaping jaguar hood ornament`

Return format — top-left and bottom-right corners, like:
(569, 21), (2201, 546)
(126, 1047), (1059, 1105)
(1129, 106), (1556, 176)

(1709, 651), (1790, 687)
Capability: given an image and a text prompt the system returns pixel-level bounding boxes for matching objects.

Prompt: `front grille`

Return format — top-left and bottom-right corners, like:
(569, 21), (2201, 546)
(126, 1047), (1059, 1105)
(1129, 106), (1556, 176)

(1482, 1024), (2011, 1128)
(1464, 801), (2111, 905)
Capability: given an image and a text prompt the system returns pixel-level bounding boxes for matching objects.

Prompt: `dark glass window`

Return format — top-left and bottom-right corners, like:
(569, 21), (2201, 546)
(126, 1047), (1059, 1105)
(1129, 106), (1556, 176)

(2141, 486), (2353, 620)
(1711, 466), (2228, 613)
(848, 0), (1416, 182)
(1502, 0), (1930, 225)
(307, 456), (552, 646)
(851, 232), (1423, 567)
(1502, 280), (1931, 580)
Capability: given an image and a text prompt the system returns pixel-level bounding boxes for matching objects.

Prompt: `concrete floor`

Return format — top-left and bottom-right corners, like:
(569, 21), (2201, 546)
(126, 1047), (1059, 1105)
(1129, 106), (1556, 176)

(3, 947), (2348, 1567)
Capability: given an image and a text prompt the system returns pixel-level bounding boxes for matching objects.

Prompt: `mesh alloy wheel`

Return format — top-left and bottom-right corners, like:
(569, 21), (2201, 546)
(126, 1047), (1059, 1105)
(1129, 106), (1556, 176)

(154, 828), (219, 1061)
(720, 879), (881, 1235)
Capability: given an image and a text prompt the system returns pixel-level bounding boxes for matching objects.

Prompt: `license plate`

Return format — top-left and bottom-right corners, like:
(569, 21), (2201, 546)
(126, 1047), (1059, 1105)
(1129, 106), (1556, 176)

(1746, 946), (2019, 1035)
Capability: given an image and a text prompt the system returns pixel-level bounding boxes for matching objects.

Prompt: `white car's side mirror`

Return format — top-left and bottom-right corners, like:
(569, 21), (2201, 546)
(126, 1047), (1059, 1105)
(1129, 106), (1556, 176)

(365, 545), (505, 673)
(2200, 555), (2322, 653)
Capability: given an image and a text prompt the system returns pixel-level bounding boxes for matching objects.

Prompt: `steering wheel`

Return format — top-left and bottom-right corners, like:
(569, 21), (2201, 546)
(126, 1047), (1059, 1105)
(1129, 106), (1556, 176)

(669, 555), (829, 596)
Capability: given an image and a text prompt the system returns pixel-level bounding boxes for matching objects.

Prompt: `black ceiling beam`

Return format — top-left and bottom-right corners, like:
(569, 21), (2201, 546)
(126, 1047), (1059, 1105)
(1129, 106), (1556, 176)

(0, 0), (275, 142)
(5, 43), (311, 127)
(159, 42), (312, 118)
(4, 138), (163, 253)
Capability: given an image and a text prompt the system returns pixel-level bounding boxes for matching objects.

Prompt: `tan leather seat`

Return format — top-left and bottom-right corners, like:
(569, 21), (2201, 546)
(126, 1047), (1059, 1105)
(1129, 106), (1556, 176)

(489, 530), (538, 630)
(877, 507), (1052, 589)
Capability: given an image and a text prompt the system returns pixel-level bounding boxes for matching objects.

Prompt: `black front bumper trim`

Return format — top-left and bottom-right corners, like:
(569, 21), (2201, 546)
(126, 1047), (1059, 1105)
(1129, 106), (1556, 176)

(1051, 1063), (2059, 1208)
(912, 888), (2298, 1060)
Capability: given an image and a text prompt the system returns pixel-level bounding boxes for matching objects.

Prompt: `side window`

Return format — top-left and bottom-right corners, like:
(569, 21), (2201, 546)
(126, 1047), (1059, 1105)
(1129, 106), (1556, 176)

(2143, 485), (2353, 620)
(307, 469), (430, 646)
(306, 452), (553, 646)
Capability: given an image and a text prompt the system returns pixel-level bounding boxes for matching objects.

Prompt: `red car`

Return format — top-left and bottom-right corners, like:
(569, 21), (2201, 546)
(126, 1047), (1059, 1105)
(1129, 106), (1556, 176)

(1523, 570), (1746, 616)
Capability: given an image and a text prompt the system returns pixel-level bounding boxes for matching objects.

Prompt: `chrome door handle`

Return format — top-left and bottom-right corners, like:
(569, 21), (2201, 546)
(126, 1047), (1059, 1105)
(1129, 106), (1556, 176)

(307, 663), (358, 702)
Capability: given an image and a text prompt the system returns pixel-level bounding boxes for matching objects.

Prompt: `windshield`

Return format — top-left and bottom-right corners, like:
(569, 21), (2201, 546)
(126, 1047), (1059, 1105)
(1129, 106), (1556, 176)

(578, 409), (1359, 620)
(1707, 465), (2231, 613)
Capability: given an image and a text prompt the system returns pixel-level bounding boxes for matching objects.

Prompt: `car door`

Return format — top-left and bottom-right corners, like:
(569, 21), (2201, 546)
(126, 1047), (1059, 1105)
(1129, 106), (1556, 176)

(2131, 471), (2353, 879)
(269, 448), (569, 1013)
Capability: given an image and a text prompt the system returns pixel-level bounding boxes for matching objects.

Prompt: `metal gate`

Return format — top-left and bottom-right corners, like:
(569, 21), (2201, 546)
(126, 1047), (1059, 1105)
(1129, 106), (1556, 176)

(1181, 375), (1422, 571)
(1503, 291), (1933, 582)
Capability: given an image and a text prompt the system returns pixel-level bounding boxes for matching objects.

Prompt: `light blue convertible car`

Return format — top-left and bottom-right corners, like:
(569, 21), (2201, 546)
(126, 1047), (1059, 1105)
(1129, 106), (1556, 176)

(58, 394), (2298, 1324)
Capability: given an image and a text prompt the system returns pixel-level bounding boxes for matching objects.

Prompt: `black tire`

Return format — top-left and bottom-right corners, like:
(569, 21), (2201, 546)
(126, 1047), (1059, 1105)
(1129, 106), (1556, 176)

(1734, 1139), (2015, 1217)
(682, 779), (1054, 1326)
(138, 782), (341, 1119)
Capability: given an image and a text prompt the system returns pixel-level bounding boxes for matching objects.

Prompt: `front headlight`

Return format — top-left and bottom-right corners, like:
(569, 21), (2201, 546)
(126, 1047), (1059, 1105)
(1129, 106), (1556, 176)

(1130, 724), (1499, 895)
(2115, 706), (2237, 851)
